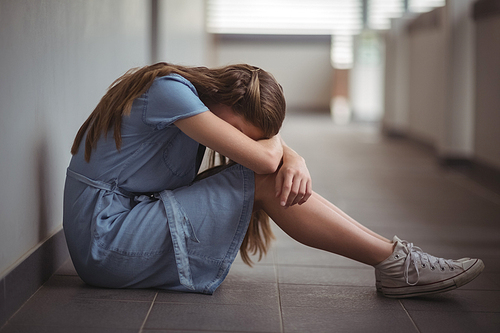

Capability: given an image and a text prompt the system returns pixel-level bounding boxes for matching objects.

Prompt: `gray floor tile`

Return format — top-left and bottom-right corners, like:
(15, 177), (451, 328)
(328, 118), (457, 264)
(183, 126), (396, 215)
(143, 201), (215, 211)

(478, 254), (500, 272)
(331, 174), (480, 204)
(459, 272), (500, 291)
(36, 275), (157, 302)
(281, 306), (418, 333)
(275, 246), (366, 268)
(409, 311), (500, 333)
(142, 330), (239, 333)
(7, 297), (150, 329)
(223, 262), (277, 285)
(144, 303), (281, 332)
(487, 272), (500, 288)
(156, 282), (279, 307)
(401, 289), (500, 312)
(2, 275), (153, 331)
(278, 265), (375, 287)
(343, 196), (500, 229)
(0, 324), (138, 333)
(279, 284), (397, 311)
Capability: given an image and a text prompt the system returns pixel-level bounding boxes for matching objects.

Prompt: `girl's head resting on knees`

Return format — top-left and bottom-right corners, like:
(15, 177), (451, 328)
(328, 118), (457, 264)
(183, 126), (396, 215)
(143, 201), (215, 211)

(71, 63), (286, 161)
(199, 64), (286, 139)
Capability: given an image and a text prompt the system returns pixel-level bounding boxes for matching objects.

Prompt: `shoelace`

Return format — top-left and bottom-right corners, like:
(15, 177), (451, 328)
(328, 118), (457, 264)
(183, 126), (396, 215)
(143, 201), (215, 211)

(402, 241), (457, 285)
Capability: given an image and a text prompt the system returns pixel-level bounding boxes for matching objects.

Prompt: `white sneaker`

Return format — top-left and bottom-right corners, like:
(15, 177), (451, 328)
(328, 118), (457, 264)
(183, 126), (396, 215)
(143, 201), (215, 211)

(374, 236), (484, 298)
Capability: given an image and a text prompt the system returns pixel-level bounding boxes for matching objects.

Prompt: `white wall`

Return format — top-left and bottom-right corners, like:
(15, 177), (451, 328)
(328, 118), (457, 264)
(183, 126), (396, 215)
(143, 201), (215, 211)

(156, 0), (213, 66)
(382, 1), (476, 160)
(474, 11), (500, 169)
(407, 8), (447, 145)
(383, 14), (416, 134)
(439, 0), (475, 158)
(0, 0), (151, 278)
(214, 35), (333, 111)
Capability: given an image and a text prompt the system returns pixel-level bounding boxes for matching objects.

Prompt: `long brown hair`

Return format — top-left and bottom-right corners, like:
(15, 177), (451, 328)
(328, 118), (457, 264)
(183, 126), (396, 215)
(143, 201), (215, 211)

(71, 62), (286, 266)
(71, 62), (285, 160)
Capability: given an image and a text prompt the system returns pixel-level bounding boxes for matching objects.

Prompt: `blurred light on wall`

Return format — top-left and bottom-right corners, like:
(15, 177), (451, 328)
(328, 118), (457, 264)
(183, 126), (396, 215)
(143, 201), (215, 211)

(206, 0), (446, 34)
(368, 0), (405, 30)
(206, 0), (446, 69)
(206, 0), (363, 35)
(409, 0), (446, 13)
(207, 0), (362, 68)
(331, 35), (354, 69)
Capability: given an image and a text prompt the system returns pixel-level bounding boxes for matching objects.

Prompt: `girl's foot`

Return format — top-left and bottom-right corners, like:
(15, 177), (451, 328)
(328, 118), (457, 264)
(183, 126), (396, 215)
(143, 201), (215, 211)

(375, 236), (484, 298)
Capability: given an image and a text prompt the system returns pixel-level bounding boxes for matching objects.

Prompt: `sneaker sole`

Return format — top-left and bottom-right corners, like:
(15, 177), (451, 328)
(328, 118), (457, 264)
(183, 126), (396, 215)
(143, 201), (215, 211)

(376, 258), (485, 298)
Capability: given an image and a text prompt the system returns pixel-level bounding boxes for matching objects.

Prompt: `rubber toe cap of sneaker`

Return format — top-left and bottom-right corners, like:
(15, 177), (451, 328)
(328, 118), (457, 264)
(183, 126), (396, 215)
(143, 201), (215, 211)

(461, 258), (478, 270)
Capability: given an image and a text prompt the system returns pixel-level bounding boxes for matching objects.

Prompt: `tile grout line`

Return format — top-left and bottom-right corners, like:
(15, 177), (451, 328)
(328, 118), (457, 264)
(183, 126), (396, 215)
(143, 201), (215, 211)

(273, 249), (285, 333)
(398, 300), (421, 333)
(138, 291), (158, 333)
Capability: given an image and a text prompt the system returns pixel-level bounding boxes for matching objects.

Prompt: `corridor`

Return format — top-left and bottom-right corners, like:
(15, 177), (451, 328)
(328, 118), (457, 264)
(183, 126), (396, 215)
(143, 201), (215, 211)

(2, 113), (499, 333)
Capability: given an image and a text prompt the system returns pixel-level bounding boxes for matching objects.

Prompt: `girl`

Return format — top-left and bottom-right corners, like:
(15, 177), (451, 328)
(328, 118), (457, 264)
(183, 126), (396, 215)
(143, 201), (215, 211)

(64, 63), (483, 298)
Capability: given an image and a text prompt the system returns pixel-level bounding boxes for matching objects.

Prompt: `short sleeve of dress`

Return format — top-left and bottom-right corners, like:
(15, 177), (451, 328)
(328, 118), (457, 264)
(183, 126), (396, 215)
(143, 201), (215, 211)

(143, 74), (209, 130)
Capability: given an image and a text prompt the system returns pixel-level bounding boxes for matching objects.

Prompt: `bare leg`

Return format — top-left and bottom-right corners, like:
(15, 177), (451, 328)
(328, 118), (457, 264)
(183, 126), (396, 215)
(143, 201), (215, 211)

(313, 192), (391, 243)
(254, 173), (394, 266)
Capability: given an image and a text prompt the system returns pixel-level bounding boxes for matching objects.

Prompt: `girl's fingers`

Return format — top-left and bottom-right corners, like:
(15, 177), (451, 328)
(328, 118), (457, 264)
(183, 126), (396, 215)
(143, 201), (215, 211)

(293, 180), (306, 206)
(292, 178), (311, 206)
(298, 179), (312, 205)
(279, 171), (293, 207)
(286, 178), (301, 207)
(276, 166), (313, 207)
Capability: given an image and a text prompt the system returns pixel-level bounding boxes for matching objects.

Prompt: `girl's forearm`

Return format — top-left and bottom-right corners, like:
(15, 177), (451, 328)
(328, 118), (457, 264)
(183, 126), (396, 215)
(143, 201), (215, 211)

(256, 134), (283, 173)
(281, 138), (304, 164)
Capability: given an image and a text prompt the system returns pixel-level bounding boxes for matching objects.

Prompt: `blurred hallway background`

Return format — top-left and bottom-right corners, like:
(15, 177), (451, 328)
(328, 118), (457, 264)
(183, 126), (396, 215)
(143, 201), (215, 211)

(1, 0), (499, 331)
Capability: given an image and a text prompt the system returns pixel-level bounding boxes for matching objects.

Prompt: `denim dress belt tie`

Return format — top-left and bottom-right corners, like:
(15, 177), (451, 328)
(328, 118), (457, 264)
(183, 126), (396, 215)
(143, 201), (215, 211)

(66, 168), (199, 290)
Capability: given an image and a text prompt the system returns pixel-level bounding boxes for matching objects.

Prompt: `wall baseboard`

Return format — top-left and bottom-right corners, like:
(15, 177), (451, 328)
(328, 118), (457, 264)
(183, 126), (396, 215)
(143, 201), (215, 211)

(445, 159), (500, 196)
(382, 130), (500, 196)
(0, 229), (69, 327)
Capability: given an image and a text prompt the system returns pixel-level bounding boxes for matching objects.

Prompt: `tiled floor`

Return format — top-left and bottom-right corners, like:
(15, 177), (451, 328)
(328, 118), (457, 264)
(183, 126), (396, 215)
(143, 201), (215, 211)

(2, 113), (500, 332)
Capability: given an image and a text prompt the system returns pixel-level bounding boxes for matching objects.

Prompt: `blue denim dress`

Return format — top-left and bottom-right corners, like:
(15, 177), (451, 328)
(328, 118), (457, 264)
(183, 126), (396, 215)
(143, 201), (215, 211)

(63, 74), (254, 294)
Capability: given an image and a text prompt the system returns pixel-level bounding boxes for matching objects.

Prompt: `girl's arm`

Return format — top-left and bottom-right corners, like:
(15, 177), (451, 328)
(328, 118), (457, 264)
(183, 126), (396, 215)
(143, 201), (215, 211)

(174, 111), (283, 174)
(275, 139), (313, 207)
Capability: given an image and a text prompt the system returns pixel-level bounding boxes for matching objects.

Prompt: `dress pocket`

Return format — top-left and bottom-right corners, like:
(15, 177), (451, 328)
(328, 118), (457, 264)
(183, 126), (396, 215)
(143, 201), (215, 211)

(92, 192), (170, 257)
(163, 131), (199, 178)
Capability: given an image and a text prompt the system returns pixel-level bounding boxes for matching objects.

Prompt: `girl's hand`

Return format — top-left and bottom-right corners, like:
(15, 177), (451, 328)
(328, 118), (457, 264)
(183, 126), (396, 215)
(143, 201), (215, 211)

(275, 144), (312, 207)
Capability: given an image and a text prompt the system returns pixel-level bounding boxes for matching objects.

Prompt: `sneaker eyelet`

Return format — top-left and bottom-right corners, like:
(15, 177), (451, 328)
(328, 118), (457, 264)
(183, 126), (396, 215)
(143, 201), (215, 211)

(440, 267), (445, 271)
(394, 254), (400, 259)
(450, 267), (455, 271)
(421, 264), (426, 268)
(430, 266), (435, 270)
